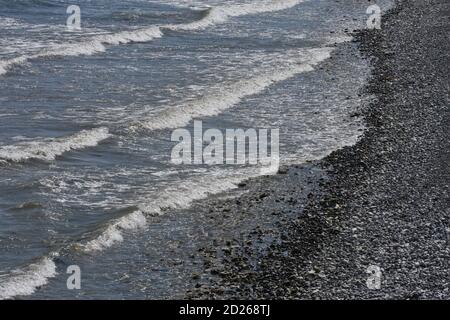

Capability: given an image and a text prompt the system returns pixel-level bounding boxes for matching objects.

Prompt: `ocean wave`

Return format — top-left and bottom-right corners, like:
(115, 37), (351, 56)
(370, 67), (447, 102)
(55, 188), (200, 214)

(168, 0), (304, 31)
(0, 17), (22, 28)
(0, 27), (163, 76)
(82, 210), (147, 252)
(0, 256), (57, 300)
(0, 127), (111, 162)
(81, 168), (259, 252)
(81, 47), (338, 254)
(131, 47), (332, 131)
(0, 56), (29, 75)
(0, 0), (304, 76)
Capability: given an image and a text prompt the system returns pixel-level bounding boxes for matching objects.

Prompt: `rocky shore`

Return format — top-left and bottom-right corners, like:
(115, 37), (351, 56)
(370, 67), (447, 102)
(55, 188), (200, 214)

(188, 0), (449, 300)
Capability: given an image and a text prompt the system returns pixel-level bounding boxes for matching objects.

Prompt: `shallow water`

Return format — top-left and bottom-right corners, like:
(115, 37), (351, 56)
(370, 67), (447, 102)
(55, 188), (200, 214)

(0, 0), (392, 299)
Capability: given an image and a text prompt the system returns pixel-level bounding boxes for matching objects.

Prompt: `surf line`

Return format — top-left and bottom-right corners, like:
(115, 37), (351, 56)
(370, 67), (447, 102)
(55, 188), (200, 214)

(0, 0), (306, 76)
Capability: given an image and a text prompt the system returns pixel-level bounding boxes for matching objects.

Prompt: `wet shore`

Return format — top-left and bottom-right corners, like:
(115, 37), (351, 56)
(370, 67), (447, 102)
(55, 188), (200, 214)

(187, 0), (449, 300)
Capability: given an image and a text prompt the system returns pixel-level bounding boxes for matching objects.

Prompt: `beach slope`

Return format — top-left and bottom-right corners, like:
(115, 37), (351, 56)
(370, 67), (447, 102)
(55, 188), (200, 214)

(191, 0), (449, 299)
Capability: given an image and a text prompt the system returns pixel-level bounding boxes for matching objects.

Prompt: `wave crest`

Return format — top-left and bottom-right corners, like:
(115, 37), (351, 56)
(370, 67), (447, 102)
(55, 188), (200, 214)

(0, 27), (163, 75)
(169, 0), (304, 31)
(0, 256), (57, 300)
(0, 0), (304, 76)
(81, 169), (259, 252)
(132, 47), (332, 131)
(82, 210), (147, 252)
(0, 127), (111, 162)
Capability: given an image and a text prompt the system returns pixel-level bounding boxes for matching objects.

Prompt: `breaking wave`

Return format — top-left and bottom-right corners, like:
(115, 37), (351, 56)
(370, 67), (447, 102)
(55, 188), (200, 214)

(0, 127), (111, 162)
(131, 47), (332, 131)
(82, 210), (147, 252)
(0, 27), (163, 75)
(0, 0), (304, 76)
(81, 168), (261, 252)
(0, 256), (57, 300)
(168, 0), (305, 31)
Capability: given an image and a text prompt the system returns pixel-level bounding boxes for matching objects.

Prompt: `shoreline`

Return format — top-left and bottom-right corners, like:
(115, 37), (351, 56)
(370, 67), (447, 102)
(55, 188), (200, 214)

(188, 0), (449, 299)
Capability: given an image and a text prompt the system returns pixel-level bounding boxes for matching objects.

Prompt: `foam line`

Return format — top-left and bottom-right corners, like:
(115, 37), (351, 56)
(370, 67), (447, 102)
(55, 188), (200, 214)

(0, 127), (112, 162)
(0, 256), (57, 300)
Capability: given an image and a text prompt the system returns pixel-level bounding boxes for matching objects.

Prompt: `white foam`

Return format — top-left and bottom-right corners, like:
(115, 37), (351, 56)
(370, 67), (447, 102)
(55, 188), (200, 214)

(80, 48), (336, 253)
(0, 257), (57, 300)
(0, 56), (28, 75)
(0, 0), (304, 76)
(82, 168), (266, 252)
(83, 210), (147, 252)
(325, 34), (354, 45)
(0, 127), (111, 162)
(0, 27), (163, 75)
(0, 17), (23, 29)
(140, 173), (244, 214)
(169, 0), (305, 31)
(73, 46), (344, 253)
(132, 47), (332, 131)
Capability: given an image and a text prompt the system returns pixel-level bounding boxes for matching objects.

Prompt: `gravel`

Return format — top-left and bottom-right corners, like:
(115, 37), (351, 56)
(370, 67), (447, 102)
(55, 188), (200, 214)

(187, 0), (450, 300)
